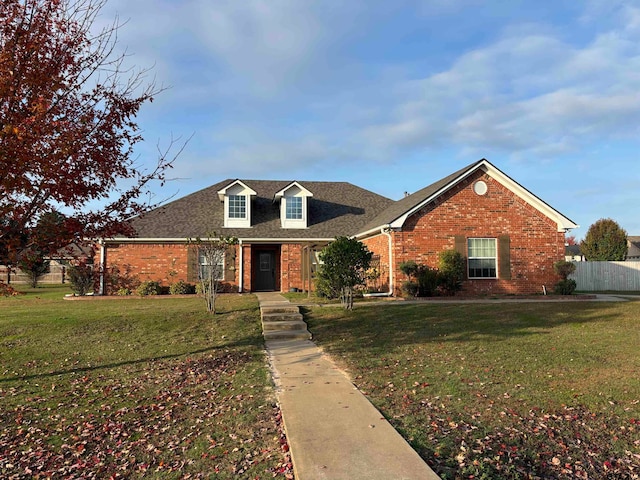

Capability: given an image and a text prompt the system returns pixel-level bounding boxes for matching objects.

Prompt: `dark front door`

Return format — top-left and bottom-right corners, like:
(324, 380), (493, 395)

(255, 250), (276, 291)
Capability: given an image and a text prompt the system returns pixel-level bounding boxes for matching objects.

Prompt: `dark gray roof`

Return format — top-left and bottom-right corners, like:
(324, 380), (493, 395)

(565, 244), (582, 256)
(358, 161), (484, 233)
(627, 236), (640, 258)
(128, 179), (394, 239)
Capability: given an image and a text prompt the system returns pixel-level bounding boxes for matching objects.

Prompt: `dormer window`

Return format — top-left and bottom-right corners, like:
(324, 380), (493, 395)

(228, 195), (247, 219)
(217, 180), (256, 228)
(286, 196), (303, 220)
(275, 181), (313, 229)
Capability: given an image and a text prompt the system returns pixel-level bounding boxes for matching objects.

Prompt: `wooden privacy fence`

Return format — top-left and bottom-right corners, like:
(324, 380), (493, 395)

(0, 264), (67, 284)
(570, 261), (640, 291)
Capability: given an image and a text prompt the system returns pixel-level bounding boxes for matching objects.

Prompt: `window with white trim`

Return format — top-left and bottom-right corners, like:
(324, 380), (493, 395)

(199, 249), (224, 281)
(286, 196), (303, 220)
(468, 238), (497, 278)
(228, 195), (246, 219)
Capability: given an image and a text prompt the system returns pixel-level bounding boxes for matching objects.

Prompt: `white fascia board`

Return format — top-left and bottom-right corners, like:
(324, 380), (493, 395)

(273, 181), (314, 200)
(354, 225), (391, 239)
(217, 180), (257, 201)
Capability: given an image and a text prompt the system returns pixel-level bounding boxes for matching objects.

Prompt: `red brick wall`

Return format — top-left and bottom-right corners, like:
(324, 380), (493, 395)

(241, 243), (251, 293)
(361, 233), (391, 292)
(281, 243), (303, 292)
(101, 242), (241, 291)
(390, 170), (566, 295)
(103, 243), (191, 284)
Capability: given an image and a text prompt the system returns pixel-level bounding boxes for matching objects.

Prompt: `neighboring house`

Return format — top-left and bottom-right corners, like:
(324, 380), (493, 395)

(626, 237), (640, 261)
(565, 244), (584, 262)
(97, 159), (578, 296)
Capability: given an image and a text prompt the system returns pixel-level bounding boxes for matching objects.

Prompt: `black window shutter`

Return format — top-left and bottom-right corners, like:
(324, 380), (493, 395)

(498, 235), (511, 280)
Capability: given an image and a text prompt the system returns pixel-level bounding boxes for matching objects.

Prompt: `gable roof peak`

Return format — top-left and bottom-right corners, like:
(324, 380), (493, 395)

(356, 158), (578, 236)
(216, 179), (257, 201)
(274, 181), (314, 200)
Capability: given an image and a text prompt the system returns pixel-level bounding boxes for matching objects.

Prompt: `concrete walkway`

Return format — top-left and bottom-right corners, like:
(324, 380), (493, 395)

(255, 292), (440, 480)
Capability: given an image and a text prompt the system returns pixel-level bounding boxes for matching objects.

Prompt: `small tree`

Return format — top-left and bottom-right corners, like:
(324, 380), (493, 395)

(189, 235), (237, 314)
(580, 218), (628, 261)
(317, 237), (372, 310)
(437, 249), (465, 296)
(17, 249), (50, 288)
(67, 262), (94, 295)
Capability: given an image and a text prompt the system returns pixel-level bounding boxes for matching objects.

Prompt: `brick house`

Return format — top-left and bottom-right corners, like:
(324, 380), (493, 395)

(97, 159), (578, 296)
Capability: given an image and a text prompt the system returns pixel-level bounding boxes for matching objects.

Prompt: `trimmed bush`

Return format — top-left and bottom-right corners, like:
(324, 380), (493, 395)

(170, 281), (195, 295)
(554, 279), (577, 295)
(136, 280), (161, 296)
(554, 260), (576, 280)
(416, 266), (439, 297)
(437, 250), (465, 296)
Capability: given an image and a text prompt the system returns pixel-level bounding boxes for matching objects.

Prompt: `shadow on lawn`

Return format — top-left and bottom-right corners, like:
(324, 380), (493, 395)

(302, 301), (623, 350)
(0, 333), (265, 384)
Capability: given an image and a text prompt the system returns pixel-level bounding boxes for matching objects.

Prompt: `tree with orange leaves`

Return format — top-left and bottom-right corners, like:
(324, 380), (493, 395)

(0, 0), (183, 266)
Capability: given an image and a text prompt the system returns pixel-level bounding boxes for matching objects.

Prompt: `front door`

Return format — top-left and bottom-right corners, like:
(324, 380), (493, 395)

(255, 251), (276, 291)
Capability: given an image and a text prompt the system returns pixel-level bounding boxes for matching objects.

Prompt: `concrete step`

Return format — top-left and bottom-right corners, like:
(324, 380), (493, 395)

(262, 312), (303, 322)
(260, 305), (300, 314)
(263, 329), (312, 341)
(262, 320), (308, 331)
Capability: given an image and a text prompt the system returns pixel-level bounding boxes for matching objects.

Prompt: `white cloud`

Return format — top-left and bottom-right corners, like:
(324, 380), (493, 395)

(349, 8), (640, 163)
(191, 0), (326, 98)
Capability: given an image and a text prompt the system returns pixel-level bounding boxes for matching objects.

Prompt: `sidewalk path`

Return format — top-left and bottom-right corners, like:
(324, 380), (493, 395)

(256, 292), (440, 480)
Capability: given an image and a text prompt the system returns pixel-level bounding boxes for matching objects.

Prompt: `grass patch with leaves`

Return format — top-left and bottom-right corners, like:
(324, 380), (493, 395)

(0, 286), (293, 479)
(304, 301), (640, 479)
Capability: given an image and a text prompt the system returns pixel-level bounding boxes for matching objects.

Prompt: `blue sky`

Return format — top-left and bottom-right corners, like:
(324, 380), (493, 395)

(99, 0), (640, 239)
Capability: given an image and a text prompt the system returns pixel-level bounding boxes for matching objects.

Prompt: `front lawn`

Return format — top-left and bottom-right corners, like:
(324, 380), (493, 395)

(0, 286), (292, 479)
(305, 300), (640, 479)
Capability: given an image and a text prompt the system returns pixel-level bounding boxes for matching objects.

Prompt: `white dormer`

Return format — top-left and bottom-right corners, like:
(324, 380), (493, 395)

(217, 180), (257, 228)
(274, 182), (313, 229)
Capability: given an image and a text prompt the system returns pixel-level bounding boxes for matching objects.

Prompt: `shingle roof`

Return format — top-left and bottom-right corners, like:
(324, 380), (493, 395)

(627, 236), (640, 258)
(358, 161), (483, 233)
(565, 244), (582, 256)
(123, 159), (576, 241)
(128, 179), (394, 239)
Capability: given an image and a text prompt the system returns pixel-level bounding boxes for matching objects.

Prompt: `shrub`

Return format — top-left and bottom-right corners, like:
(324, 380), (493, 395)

(416, 265), (439, 297)
(400, 261), (438, 297)
(401, 280), (419, 297)
(553, 260), (576, 280)
(399, 261), (419, 278)
(116, 287), (131, 296)
(103, 264), (140, 295)
(136, 280), (161, 296)
(67, 262), (94, 296)
(438, 249), (465, 296)
(170, 280), (195, 295)
(315, 276), (338, 299)
(554, 279), (577, 295)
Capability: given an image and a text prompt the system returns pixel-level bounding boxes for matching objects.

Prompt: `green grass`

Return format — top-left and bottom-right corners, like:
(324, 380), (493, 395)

(0, 286), (292, 479)
(304, 300), (640, 479)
